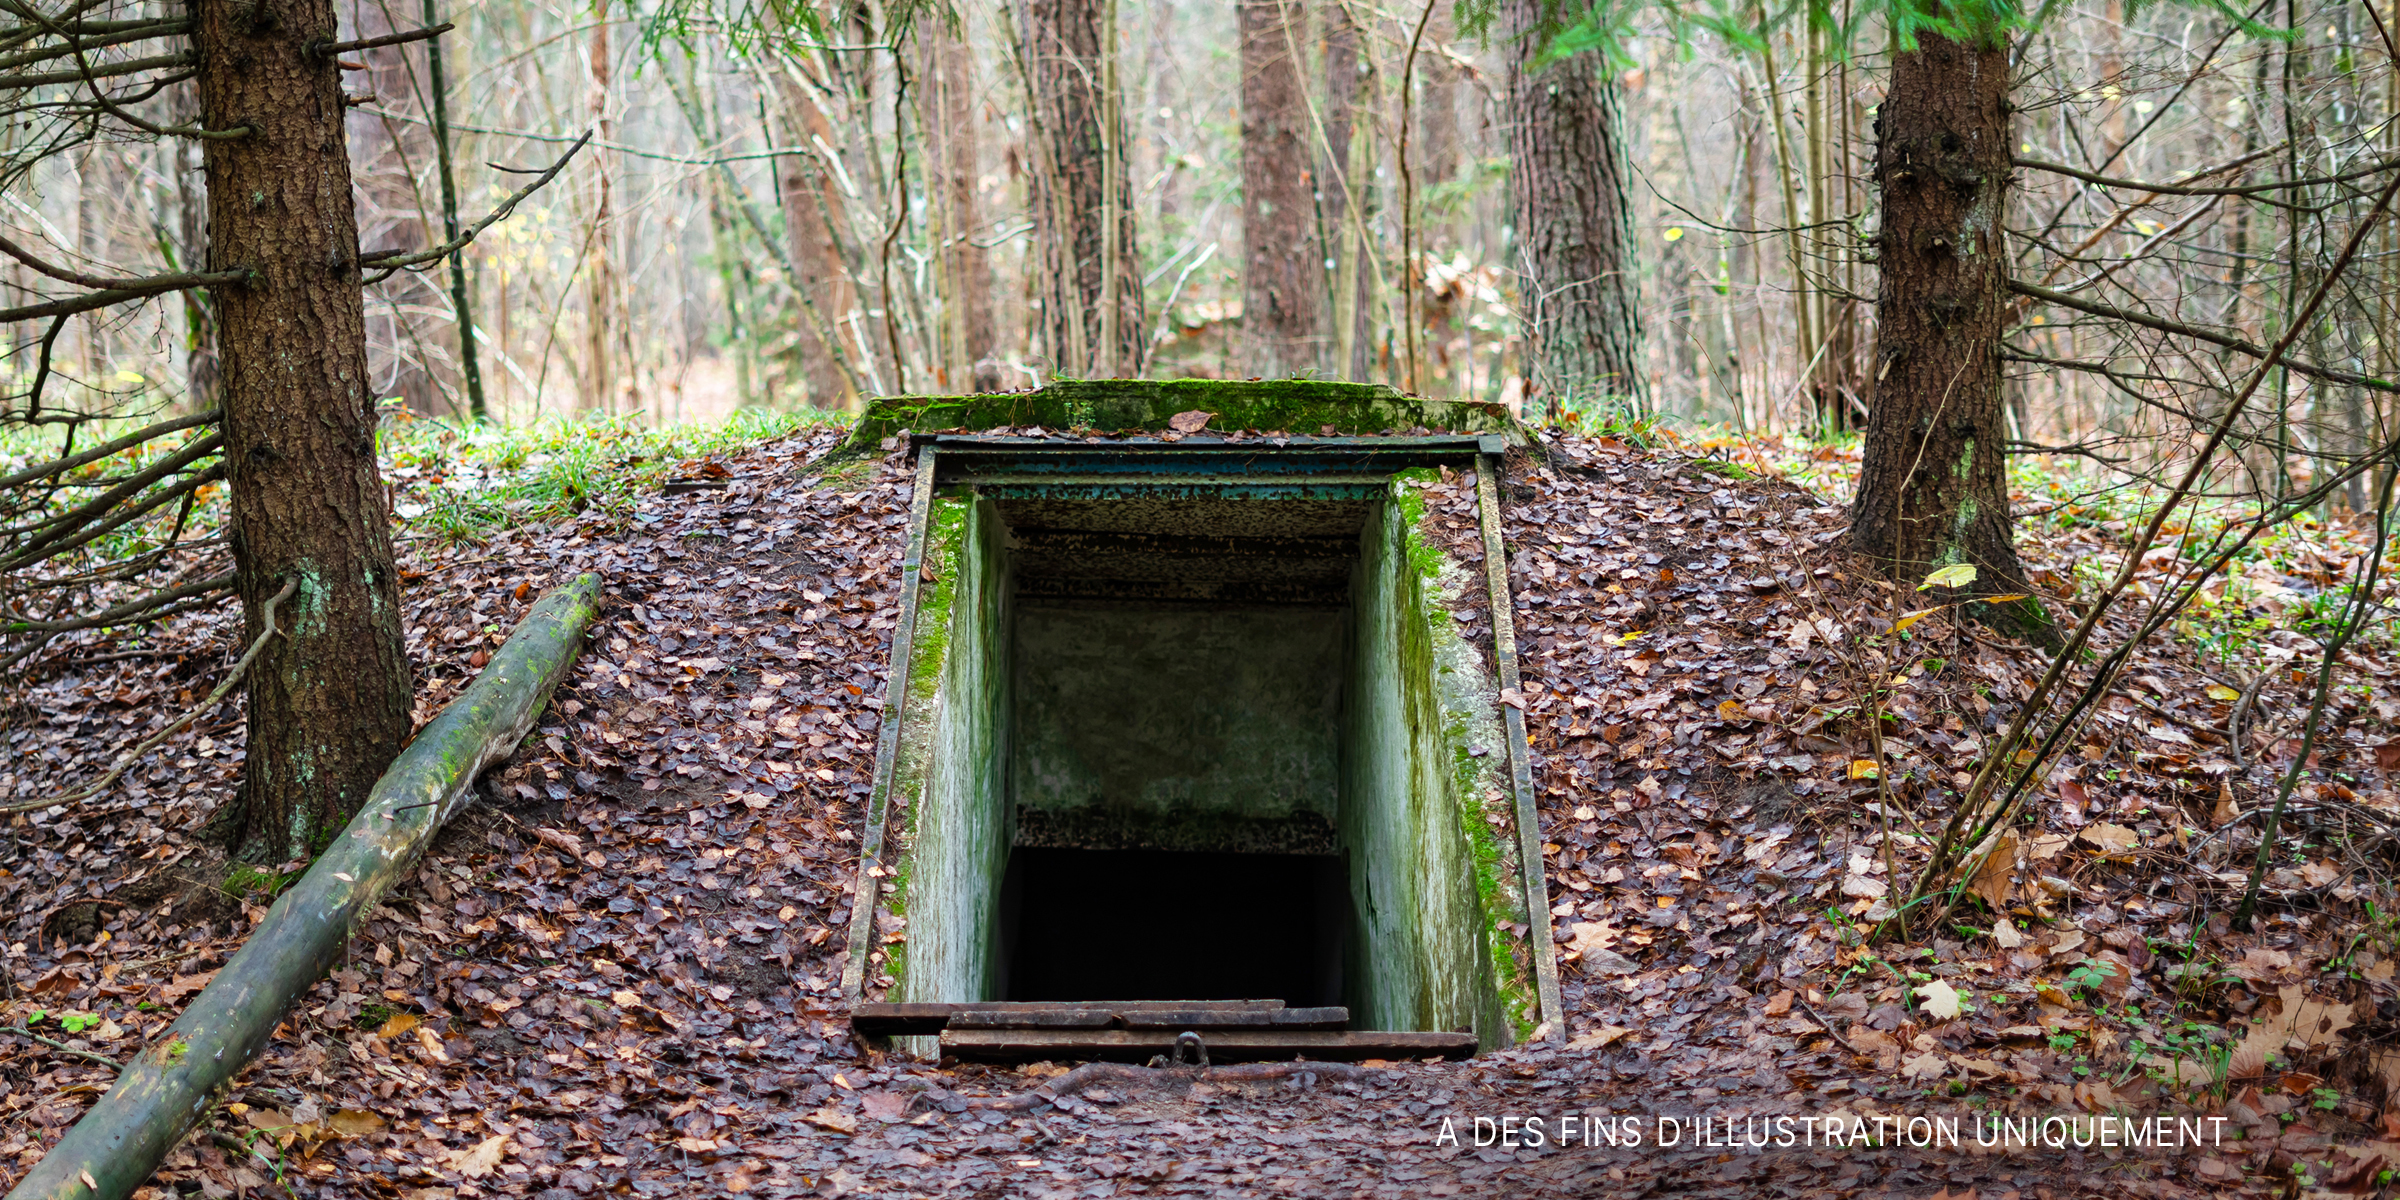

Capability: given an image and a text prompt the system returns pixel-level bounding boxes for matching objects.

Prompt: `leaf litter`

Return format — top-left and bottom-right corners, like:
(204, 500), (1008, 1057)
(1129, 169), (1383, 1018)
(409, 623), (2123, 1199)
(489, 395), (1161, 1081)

(0, 425), (2391, 1196)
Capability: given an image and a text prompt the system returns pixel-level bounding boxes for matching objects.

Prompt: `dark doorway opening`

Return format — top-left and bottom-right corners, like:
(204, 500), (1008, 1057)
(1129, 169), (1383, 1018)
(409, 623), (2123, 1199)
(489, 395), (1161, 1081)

(998, 847), (1349, 1006)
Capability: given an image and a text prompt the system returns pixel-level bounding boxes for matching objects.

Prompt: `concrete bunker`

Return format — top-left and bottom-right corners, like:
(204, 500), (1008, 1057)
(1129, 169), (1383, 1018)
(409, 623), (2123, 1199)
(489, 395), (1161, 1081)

(843, 386), (1559, 1061)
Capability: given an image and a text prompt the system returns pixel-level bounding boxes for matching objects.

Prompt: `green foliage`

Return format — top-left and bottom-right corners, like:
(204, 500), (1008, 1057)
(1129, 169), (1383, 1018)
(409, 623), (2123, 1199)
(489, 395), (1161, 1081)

(382, 408), (840, 545)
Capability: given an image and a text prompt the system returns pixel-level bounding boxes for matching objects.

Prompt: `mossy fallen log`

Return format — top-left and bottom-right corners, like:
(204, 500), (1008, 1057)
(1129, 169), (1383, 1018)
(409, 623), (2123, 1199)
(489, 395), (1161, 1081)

(6, 573), (602, 1200)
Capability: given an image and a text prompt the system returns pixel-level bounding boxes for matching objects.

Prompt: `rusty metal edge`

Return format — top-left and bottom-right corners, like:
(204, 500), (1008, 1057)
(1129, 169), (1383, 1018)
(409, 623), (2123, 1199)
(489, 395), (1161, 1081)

(1474, 453), (1566, 1043)
(841, 447), (940, 1011)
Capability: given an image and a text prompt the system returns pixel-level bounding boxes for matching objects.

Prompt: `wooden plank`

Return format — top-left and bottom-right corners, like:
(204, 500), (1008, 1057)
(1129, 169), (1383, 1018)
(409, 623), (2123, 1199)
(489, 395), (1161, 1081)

(1115, 1006), (1347, 1030)
(950, 1009), (1118, 1030)
(942, 1005), (1349, 1031)
(842, 448), (940, 1004)
(851, 999), (1287, 1036)
(1475, 456), (1565, 1043)
(938, 1028), (1478, 1064)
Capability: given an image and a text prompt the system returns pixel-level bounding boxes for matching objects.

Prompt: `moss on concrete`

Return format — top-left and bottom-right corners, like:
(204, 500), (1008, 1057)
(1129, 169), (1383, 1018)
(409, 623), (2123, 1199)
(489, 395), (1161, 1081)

(1395, 474), (1539, 1041)
(837, 380), (1531, 456)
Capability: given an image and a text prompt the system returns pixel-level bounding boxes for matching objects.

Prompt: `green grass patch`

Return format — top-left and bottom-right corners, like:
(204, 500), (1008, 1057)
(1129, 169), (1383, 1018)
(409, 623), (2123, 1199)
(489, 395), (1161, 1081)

(384, 408), (845, 544)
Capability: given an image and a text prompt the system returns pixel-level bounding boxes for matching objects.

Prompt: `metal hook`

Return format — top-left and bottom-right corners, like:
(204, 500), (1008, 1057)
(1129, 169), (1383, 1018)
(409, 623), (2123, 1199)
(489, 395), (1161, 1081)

(1173, 1031), (1209, 1069)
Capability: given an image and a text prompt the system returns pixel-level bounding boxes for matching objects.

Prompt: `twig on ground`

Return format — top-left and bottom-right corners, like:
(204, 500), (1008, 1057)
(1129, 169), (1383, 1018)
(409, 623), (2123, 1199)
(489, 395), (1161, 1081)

(1, 1025), (124, 1071)
(0, 576), (296, 815)
(1790, 997), (1864, 1057)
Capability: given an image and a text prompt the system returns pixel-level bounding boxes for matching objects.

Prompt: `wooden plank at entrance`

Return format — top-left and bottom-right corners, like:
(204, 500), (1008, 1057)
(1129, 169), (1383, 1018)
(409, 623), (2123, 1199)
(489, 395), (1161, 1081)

(938, 1028), (1478, 1064)
(851, 999), (1286, 1037)
(1115, 1006), (1347, 1030)
(939, 1006), (1349, 1032)
(1475, 455), (1566, 1042)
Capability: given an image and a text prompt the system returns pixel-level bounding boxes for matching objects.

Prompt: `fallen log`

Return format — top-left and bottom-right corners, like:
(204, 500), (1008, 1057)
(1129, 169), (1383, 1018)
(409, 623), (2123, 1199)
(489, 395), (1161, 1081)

(6, 573), (602, 1200)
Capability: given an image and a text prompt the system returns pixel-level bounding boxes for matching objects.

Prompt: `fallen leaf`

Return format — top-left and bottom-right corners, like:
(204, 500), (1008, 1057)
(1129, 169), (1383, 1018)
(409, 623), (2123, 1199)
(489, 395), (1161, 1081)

(1992, 922), (2025, 949)
(2080, 822), (2138, 855)
(2205, 684), (2241, 702)
(1566, 1025), (1635, 1051)
(1901, 1050), (1949, 1081)
(1893, 607), (1942, 633)
(243, 1108), (292, 1132)
(859, 1091), (909, 1122)
(1917, 980), (1963, 1021)
(375, 1012), (422, 1039)
(1919, 563), (1978, 590)
(1965, 832), (2017, 911)
(805, 1107), (859, 1134)
(2214, 780), (2241, 826)
(1847, 759), (1881, 780)
(329, 1109), (388, 1137)
(1763, 990), (1795, 1017)
(442, 1134), (510, 1179)
(1167, 410), (1215, 433)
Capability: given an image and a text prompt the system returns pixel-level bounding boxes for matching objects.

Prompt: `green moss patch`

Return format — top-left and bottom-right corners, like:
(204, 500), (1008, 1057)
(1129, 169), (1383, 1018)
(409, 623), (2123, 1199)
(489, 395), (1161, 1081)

(838, 380), (1531, 455)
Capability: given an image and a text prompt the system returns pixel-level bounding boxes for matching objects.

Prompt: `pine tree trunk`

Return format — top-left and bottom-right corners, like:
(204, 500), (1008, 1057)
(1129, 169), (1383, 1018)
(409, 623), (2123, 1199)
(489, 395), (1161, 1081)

(1022, 0), (1144, 377)
(1504, 0), (1643, 419)
(195, 0), (413, 863)
(922, 18), (998, 392)
(1851, 28), (2051, 642)
(1237, 0), (1325, 378)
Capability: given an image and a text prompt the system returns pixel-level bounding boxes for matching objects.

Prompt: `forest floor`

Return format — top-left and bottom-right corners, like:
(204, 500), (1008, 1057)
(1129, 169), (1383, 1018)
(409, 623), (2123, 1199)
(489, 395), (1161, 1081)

(1, 423), (2395, 1198)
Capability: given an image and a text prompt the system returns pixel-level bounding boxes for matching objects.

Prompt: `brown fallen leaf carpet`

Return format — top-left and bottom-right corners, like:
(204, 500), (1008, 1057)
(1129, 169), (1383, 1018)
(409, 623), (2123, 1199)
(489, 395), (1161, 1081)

(3, 426), (2389, 1198)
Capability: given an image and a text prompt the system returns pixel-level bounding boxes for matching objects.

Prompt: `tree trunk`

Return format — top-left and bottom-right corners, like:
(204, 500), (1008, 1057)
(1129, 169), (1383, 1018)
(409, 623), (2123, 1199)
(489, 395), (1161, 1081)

(776, 76), (862, 406)
(1237, 0), (1325, 378)
(582, 0), (625, 413)
(1021, 0), (1144, 377)
(344, 0), (444, 417)
(1320, 0), (1372, 383)
(1850, 28), (2051, 641)
(1504, 0), (1643, 420)
(921, 17), (998, 392)
(196, 0), (414, 862)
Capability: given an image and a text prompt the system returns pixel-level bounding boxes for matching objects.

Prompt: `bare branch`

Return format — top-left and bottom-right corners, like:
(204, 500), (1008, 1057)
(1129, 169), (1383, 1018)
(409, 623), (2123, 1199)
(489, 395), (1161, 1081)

(0, 409), (217, 491)
(0, 271), (248, 323)
(312, 20), (448, 57)
(359, 131), (592, 274)
(2015, 153), (2400, 201)
(2008, 279), (2400, 395)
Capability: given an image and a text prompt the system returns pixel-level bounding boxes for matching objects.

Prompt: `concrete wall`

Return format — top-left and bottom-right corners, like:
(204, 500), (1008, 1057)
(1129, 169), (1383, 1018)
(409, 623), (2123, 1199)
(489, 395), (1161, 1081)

(1013, 604), (1343, 830)
(1339, 493), (1512, 1046)
(895, 496), (1013, 1005)
(889, 479), (1528, 1045)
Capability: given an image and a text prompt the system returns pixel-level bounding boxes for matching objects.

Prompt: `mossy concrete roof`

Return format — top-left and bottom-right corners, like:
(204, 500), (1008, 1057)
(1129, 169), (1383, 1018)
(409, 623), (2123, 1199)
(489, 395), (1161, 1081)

(839, 379), (1531, 454)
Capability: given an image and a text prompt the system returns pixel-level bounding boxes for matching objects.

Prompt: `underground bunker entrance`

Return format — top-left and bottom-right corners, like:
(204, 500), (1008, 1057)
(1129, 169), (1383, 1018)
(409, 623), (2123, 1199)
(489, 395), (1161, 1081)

(869, 435), (1528, 1059)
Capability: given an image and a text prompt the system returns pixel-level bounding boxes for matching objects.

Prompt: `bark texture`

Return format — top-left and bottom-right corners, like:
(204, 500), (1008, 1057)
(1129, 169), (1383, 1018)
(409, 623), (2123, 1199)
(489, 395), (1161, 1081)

(1320, 0), (1372, 382)
(1851, 30), (2049, 640)
(777, 77), (860, 406)
(1505, 0), (1644, 418)
(197, 0), (414, 863)
(921, 17), (999, 392)
(1022, 0), (1144, 377)
(344, 0), (443, 416)
(1237, 0), (1326, 378)
(3, 578), (599, 1200)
